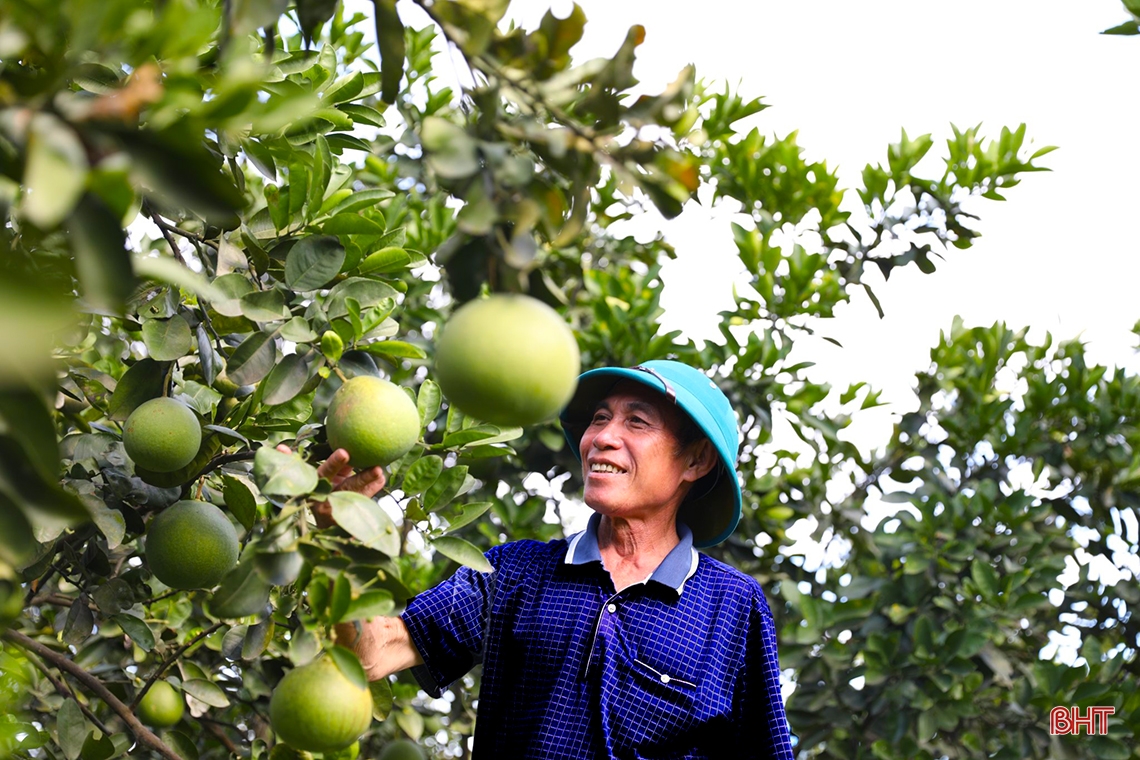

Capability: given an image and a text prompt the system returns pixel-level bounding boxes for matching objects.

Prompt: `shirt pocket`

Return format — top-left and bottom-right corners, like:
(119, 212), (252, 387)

(607, 651), (702, 748)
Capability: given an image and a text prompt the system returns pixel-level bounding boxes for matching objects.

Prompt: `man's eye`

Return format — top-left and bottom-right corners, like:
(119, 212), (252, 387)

(629, 416), (645, 425)
(591, 413), (609, 424)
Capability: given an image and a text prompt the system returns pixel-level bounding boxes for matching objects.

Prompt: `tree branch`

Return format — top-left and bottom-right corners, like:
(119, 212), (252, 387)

(20, 648), (112, 736)
(196, 449), (259, 480)
(131, 622), (224, 710)
(3, 629), (184, 760)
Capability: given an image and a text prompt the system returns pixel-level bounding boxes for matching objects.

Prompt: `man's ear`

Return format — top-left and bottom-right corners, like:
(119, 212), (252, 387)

(683, 439), (717, 483)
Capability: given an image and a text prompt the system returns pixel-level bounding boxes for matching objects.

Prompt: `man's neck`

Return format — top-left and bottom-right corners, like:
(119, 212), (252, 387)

(596, 512), (679, 591)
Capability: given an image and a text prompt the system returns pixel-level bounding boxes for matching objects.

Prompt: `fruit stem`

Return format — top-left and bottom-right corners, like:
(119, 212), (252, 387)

(333, 366), (349, 383)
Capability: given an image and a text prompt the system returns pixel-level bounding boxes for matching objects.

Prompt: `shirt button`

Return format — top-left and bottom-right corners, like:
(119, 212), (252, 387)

(660, 674), (670, 684)
(606, 603), (617, 613)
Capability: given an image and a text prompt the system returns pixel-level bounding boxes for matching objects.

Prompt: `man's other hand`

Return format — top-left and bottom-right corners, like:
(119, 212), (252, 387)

(274, 445), (386, 528)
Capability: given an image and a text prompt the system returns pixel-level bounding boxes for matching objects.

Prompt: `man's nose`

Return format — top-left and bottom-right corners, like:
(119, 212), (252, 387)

(591, 419), (621, 449)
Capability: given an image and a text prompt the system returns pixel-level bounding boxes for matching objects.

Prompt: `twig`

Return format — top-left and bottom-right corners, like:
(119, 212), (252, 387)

(20, 648), (112, 735)
(200, 718), (243, 755)
(131, 622), (225, 710)
(144, 203), (193, 269)
(3, 630), (184, 760)
(196, 449), (260, 479)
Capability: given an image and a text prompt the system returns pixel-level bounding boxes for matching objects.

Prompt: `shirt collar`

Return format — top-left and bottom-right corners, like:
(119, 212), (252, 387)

(564, 512), (700, 596)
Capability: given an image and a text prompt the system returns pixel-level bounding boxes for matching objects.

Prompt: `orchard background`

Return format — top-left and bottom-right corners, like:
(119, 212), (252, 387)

(1, 0), (1138, 758)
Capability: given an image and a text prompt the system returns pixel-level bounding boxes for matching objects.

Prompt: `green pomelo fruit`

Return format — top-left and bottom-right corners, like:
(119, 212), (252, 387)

(146, 500), (239, 590)
(267, 746), (313, 760)
(269, 656), (373, 753)
(137, 680), (184, 728)
(434, 294), (579, 427)
(378, 739), (426, 760)
(325, 376), (420, 468)
(123, 397), (202, 473)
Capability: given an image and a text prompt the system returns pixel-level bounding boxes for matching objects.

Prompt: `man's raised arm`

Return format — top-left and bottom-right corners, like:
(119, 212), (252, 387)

(277, 445), (425, 681)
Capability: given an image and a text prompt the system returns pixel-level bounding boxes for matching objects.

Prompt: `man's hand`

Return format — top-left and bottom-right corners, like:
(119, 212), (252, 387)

(275, 445), (386, 529)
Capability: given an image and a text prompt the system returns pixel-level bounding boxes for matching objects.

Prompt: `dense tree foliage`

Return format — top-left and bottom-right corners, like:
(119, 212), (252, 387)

(0, 1), (1134, 758)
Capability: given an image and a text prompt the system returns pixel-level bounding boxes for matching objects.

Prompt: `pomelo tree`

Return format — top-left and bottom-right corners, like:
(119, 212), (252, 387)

(0, 0), (1135, 758)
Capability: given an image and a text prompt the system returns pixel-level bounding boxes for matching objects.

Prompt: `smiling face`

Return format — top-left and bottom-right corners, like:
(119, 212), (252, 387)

(579, 380), (717, 522)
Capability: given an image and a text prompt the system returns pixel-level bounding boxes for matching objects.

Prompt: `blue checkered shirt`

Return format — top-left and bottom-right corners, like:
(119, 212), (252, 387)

(401, 513), (795, 759)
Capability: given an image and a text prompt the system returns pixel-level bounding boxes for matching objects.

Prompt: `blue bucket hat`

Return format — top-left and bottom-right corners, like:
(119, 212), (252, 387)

(559, 360), (742, 548)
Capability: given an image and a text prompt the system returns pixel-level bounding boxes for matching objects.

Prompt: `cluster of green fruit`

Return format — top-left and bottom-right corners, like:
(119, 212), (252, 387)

(327, 294), (579, 468)
(126, 293), (578, 754)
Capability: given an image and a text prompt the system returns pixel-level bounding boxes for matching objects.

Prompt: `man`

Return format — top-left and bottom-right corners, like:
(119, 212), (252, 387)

(318, 360), (794, 759)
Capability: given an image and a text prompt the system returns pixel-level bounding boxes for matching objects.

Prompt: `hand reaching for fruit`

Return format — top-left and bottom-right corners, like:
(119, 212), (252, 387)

(274, 445), (386, 529)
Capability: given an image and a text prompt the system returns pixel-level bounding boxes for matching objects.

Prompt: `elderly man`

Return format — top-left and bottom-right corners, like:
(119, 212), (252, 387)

(322, 360), (794, 759)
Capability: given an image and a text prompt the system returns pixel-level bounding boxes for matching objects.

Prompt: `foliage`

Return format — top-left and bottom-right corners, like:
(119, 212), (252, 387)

(0, 1), (1132, 759)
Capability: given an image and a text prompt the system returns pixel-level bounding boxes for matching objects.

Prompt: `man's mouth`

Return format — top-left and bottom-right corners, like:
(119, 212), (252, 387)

(589, 463), (626, 474)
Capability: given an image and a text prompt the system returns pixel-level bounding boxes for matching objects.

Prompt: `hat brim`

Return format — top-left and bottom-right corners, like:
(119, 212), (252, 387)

(560, 367), (742, 548)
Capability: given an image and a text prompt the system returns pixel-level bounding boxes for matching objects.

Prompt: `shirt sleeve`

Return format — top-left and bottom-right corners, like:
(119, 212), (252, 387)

(732, 592), (795, 760)
(400, 543), (505, 698)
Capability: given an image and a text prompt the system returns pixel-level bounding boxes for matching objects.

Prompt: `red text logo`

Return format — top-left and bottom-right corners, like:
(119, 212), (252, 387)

(1049, 706), (1114, 736)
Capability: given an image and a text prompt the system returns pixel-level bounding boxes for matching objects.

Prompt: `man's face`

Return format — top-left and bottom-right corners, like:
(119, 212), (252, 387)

(579, 380), (712, 521)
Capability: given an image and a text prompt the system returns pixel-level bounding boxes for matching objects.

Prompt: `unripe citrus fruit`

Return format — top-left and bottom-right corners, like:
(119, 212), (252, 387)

(269, 655), (373, 753)
(379, 739), (426, 760)
(137, 680), (184, 728)
(123, 397), (201, 473)
(433, 294), (579, 427)
(146, 500), (239, 590)
(325, 376), (420, 468)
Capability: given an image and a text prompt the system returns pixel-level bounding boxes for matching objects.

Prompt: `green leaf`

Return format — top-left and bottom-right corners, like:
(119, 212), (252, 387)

(395, 708), (424, 742)
(68, 193), (133, 312)
(441, 424), (503, 449)
(280, 316), (319, 343)
(325, 189), (394, 216)
(424, 465), (469, 512)
(63, 599), (94, 646)
(79, 731), (115, 760)
(322, 71), (364, 105)
(328, 491), (401, 556)
(182, 678), (230, 708)
(1102, 19), (1140, 35)
(420, 117), (479, 179)
(21, 113), (88, 229)
(372, 0), (406, 104)
(261, 354), (309, 405)
(417, 379), (441, 429)
(369, 678), (394, 721)
(110, 613), (155, 652)
(239, 289), (291, 322)
(289, 626), (320, 665)
(0, 384), (64, 481)
(208, 552), (273, 619)
(58, 698), (88, 760)
(344, 589), (395, 621)
(226, 331), (277, 386)
(358, 246), (411, 275)
(328, 646), (368, 690)
(253, 447), (318, 497)
(431, 535), (493, 573)
(221, 475), (257, 530)
(254, 550), (303, 585)
(360, 340), (426, 360)
(329, 572), (352, 623)
(971, 559), (999, 599)
(210, 273), (256, 317)
(167, 731), (199, 760)
(325, 277), (399, 320)
(337, 103), (386, 128)
(443, 501), (493, 533)
(142, 315), (192, 361)
(242, 618), (275, 660)
(401, 455), (443, 496)
(91, 578), (133, 614)
(106, 359), (169, 421)
(285, 234), (346, 291)
(321, 213), (387, 235)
